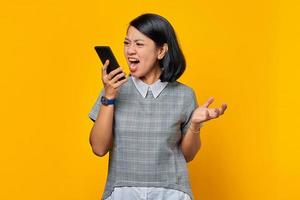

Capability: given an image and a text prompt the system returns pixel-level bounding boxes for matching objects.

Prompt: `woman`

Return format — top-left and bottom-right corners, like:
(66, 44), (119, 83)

(89, 13), (227, 200)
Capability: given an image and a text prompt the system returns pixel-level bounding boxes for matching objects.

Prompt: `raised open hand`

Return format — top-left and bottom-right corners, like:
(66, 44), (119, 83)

(191, 97), (227, 124)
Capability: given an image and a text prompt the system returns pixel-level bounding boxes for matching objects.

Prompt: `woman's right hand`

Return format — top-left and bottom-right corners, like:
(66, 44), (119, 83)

(101, 59), (128, 99)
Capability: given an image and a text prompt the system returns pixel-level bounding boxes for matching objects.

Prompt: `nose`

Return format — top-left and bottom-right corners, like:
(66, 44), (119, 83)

(126, 44), (137, 55)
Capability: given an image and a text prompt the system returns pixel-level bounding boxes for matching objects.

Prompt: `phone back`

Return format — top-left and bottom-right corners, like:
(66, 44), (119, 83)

(94, 46), (120, 74)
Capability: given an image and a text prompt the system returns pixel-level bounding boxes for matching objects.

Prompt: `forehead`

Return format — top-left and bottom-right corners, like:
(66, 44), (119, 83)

(125, 26), (150, 41)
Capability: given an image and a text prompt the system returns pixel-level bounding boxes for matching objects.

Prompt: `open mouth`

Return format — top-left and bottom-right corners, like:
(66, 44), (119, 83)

(128, 58), (140, 64)
(128, 58), (140, 72)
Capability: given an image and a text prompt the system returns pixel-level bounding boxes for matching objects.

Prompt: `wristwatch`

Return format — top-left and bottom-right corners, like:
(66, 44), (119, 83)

(101, 96), (116, 106)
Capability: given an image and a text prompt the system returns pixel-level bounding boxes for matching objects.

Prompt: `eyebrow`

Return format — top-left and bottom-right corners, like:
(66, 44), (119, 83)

(124, 37), (144, 42)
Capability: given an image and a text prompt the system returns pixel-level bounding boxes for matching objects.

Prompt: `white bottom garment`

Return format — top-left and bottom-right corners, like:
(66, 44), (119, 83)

(104, 187), (192, 200)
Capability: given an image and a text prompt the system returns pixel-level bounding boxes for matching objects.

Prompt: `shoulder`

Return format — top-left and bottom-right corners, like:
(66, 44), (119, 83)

(167, 81), (195, 96)
(165, 81), (197, 107)
(119, 75), (134, 92)
(116, 75), (135, 100)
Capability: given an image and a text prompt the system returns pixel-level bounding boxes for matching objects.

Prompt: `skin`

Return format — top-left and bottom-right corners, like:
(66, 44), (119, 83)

(89, 25), (228, 162)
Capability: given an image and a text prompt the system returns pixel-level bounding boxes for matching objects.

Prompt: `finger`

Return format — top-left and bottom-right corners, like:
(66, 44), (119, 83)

(107, 67), (122, 80)
(102, 60), (109, 76)
(202, 97), (214, 108)
(113, 76), (128, 88)
(110, 72), (126, 84)
(219, 103), (227, 115)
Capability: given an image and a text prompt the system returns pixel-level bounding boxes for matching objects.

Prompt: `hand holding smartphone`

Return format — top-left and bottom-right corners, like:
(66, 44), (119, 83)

(94, 46), (125, 81)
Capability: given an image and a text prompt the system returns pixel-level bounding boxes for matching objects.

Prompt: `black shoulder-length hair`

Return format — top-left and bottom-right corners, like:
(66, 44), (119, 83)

(128, 13), (186, 82)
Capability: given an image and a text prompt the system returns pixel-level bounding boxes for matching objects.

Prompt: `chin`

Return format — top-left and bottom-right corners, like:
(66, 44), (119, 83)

(130, 72), (143, 79)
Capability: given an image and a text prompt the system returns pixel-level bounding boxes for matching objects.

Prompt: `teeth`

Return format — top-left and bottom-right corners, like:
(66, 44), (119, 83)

(129, 58), (139, 62)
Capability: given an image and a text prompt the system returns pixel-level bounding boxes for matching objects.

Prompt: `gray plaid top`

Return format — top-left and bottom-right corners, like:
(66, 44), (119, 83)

(89, 75), (198, 200)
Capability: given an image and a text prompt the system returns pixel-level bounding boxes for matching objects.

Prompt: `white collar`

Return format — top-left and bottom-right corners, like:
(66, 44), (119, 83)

(131, 76), (168, 98)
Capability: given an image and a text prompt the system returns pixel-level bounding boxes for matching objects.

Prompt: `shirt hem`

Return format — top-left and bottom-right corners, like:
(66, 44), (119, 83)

(101, 181), (194, 200)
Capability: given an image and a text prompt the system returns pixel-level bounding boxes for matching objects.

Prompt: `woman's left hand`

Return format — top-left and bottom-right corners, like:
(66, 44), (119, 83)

(191, 97), (227, 124)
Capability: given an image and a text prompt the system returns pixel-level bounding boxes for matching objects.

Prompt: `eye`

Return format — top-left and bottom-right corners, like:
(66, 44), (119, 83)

(136, 43), (144, 46)
(123, 41), (130, 45)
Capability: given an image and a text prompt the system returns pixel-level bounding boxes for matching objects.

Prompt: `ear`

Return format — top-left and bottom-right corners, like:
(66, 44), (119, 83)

(157, 43), (168, 60)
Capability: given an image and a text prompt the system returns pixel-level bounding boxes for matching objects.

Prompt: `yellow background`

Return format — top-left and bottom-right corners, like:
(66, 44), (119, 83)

(1, 0), (299, 199)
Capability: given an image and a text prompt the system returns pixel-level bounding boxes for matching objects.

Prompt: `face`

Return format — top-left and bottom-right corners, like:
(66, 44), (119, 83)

(124, 26), (166, 83)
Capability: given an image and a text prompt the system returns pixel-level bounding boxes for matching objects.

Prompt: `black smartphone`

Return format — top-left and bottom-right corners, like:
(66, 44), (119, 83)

(94, 46), (125, 80)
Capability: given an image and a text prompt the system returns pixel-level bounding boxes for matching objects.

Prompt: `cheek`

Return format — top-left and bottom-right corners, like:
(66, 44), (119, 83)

(141, 50), (158, 65)
(140, 57), (155, 72)
(124, 47), (129, 57)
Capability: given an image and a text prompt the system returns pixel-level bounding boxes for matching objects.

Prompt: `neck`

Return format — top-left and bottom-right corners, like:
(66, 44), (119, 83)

(140, 65), (162, 85)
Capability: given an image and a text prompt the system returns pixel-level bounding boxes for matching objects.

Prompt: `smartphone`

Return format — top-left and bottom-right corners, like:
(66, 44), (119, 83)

(94, 46), (125, 80)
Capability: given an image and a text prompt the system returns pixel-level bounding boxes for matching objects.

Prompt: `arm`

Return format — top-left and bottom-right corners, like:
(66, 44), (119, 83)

(89, 59), (128, 157)
(181, 96), (228, 162)
(181, 122), (202, 162)
(89, 103), (114, 157)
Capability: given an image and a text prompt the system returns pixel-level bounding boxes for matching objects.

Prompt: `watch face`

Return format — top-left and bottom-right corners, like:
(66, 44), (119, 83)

(101, 96), (108, 105)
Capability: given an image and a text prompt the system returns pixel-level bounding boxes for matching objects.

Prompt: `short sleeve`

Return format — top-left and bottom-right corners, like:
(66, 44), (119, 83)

(88, 89), (104, 122)
(181, 89), (200, 135)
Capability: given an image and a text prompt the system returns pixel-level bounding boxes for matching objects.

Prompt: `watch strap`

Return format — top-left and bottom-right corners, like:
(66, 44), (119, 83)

(101, 96), (116, 105)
